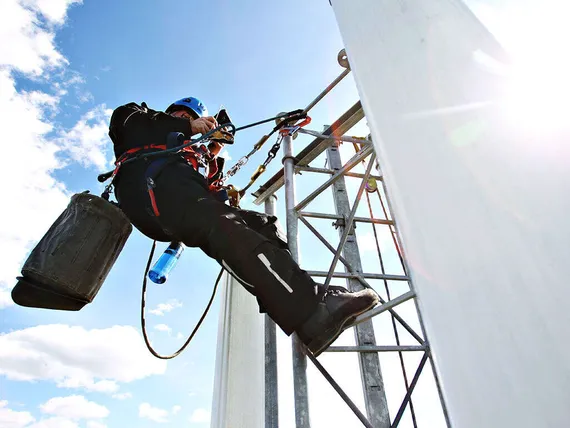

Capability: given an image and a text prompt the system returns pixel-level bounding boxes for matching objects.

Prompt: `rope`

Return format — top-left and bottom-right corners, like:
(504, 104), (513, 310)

(222, 111), (309, 193)
(140, 241), (223, 360)
(355, 143), (418, 428)
(234, 109), (304, 132)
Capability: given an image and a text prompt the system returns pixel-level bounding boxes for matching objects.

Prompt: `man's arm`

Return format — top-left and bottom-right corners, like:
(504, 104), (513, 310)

(109, 102), (193, 147)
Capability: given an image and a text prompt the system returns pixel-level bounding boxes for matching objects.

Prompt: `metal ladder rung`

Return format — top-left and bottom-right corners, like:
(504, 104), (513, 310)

(326, 345), (426, 353)
(352, 291), (416, 327)
(308, 271), (409, 281)
(295, 165), (383, 181)
(300, 211), (394, 225)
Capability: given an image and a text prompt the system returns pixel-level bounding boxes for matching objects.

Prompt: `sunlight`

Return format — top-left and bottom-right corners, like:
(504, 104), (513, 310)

(473, 0), (570, 133)
(502, 49), (570, 133)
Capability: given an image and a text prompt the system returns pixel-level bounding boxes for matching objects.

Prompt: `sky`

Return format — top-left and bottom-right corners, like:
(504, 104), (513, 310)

(1, 0), (567, 427)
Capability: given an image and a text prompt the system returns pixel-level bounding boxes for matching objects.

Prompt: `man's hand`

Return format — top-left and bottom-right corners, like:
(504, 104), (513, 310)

(190, 116), (218, 136)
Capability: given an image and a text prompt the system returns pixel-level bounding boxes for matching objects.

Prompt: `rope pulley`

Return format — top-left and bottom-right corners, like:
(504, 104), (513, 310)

(365, 178), (378, 193)
(337, 48), (350, 69)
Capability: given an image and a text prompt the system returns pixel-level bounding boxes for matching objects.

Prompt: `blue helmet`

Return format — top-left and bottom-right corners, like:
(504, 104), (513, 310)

(165, 96), (208, 118)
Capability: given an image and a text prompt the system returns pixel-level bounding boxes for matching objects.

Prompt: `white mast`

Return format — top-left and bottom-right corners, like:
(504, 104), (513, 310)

(330, 1), (570, 427)
(211, 272), (264, 428)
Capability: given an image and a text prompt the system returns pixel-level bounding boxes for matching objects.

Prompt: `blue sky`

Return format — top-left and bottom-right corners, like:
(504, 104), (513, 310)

(2, 0), (563, 427)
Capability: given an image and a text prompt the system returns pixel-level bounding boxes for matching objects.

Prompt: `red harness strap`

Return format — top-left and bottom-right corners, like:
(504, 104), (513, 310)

(116, 144), (167, 164)
(116, 143), (218, 217)
(146, 180), (161, 216)
(117, 143), (212, 174)
(179, 145), (201, 170)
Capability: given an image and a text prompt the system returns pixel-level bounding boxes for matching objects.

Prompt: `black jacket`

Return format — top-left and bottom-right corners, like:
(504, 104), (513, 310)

(108, 102), (193, 158)
(108, 101), (225, 185)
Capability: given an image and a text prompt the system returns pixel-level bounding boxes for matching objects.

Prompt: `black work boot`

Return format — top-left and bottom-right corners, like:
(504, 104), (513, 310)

(296, 285), (379, 357)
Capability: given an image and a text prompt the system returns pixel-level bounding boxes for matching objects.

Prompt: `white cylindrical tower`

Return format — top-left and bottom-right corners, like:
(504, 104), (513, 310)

(330, 1), (570, 427)
(211, 271), (265, 428)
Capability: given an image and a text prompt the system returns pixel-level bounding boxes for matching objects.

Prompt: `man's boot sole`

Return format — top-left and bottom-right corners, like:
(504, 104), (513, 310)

(307, 298), (378, 357)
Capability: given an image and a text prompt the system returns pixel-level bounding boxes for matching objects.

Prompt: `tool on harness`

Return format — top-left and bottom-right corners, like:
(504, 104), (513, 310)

(224, 184), (241, 207)
(11, 191), (132, 311)
(149, 242), (184, 284)
(210, 108), (235, 145)
(209, 129), (234, 145)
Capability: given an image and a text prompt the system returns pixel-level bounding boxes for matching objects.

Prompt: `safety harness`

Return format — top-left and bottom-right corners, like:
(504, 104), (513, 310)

(101, 136), (232, 222)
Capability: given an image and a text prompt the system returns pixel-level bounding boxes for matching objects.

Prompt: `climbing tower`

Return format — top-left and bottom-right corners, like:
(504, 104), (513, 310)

(212, 52), (449, 428)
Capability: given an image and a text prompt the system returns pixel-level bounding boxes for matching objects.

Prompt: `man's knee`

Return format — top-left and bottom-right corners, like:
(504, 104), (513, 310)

(239, 209), (289, 250)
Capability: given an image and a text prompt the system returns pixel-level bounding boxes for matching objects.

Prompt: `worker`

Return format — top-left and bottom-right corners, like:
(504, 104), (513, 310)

(108, 96), (379, 356)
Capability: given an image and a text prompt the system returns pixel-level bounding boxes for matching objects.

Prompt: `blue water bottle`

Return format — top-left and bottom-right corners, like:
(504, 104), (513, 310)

(149, 242), (184, 284)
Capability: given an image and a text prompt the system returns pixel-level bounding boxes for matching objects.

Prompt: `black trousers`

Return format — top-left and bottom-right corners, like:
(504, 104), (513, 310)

(115, 158), (321, 335)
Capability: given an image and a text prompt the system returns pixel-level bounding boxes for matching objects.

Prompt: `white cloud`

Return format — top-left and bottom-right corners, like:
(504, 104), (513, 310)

(77, 91), (94, 103)
(356, 227), (395, 253)
(219, 148), (232, 161)
(0, 289), (13, 309)
(0, 0), (112, 308)
(189, 408), (210, 424)
(149, 300), (183, 316)
(176, 332), (184, 340)
(0, 68), (70, 306)
(86, 421), (107, 428)
(0, 0), (76, 75)
(111, 392), (132, 400)
(63, 71), (85, 87)
(0, 324), (167, 390)
(40, 395), (108, 420)
(356, 231), (380, 252)
(57, 105), (114, 170)
(171, 405), (181, 415)
(139, 403), (169, 424)
(56, 378), (119, 393)
(154, 324), (172, 334)
(23, 0), (83, 26)
(0, 400), (84, 428)
(27, 417), (78, 428)
(0, 400), (35, 428)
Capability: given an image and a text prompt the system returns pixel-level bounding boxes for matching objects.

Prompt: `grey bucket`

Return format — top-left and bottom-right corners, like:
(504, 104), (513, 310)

(11, 192), (132, 311)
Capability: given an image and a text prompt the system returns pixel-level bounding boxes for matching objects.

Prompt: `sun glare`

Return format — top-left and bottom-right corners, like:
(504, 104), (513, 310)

(503, 57), (570, 133)
(473, 1), (570, 133)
